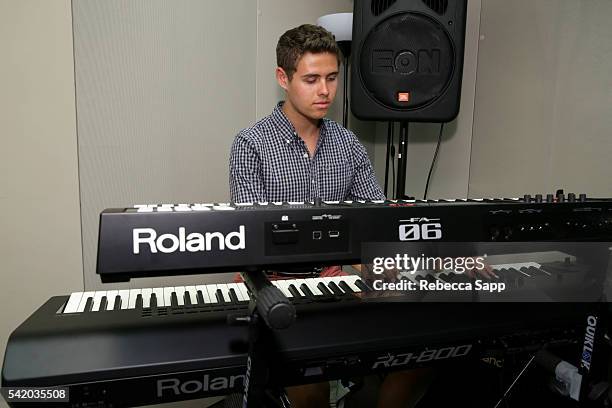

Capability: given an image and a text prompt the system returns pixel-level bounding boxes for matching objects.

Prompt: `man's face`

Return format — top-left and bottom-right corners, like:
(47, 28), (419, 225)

(277, 52), (339, 121)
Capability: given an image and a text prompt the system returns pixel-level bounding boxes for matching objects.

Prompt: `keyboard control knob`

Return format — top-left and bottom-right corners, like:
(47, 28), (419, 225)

(579, 193), (587, 202)
(535, 194), (543, 203)
(568, 193), (576, 202)
(546, 194), (554, 203)
(523, 194), (531, 203)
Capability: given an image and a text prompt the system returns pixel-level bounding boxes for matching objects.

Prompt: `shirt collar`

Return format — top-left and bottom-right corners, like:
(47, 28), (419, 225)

(272, 101), (328, 144)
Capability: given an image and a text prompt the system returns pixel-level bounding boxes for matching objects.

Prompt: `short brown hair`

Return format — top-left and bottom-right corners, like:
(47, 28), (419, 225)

(276, 24), (341, 80)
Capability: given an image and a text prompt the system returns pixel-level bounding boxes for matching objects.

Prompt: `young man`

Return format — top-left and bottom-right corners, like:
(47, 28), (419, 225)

(229, 24), (430, 407)
(229, 26), (383, 204)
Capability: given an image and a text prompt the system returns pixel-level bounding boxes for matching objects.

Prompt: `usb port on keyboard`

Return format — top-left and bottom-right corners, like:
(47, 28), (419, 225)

(312, 231), (322, 240)
(328, 231), (340, 238)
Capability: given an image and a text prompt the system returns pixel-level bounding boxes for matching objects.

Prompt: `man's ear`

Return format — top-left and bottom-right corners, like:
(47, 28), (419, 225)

(276, 67), (289, 91)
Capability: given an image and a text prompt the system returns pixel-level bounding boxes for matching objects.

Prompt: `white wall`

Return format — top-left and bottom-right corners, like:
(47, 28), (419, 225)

(469, 0), (612, 198)
(0, 0), (82, 387)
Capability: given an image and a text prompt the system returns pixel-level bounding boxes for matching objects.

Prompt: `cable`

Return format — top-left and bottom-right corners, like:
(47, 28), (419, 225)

(391, 143), (396, 199)
(384, 122), (394, 197)
(424, 123), (444, 199)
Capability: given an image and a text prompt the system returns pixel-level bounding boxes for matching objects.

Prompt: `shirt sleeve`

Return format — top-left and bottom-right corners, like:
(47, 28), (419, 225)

(229, 133), (267, 203)
(348, 134), (386, 201)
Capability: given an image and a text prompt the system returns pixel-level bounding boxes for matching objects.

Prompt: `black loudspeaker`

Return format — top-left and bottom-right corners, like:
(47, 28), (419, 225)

(351, 0), (468, 122)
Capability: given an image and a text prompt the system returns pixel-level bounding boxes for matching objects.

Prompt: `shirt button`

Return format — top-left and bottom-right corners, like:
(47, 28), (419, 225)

(311, 179), (315, 184)
(303, 153), (308, 158)
(285, 139), (290, 144)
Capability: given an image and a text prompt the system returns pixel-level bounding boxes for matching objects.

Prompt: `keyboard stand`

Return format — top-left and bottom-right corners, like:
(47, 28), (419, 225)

(237, 269), (297, 407)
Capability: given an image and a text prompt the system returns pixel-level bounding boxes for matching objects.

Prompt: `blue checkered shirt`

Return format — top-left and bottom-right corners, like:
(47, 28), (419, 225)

(229, 102), (384, 203)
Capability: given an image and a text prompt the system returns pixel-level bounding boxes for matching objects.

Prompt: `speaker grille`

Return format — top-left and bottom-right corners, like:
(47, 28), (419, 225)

(371, 0), (397, 16)
(421, 0), (448, 15)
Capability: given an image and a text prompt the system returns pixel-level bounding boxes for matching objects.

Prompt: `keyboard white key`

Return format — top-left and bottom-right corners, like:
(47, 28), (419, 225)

(118, 290), (130, 310)
(191, 205), (211, 211)
(273, 281), (292, 298)
(227, 283), (245, 301)
(105, 290), (118, 310)
(152, 288), (164, 307)
(91, 291), (107, 312)
(174, 286), (186, 306)
(313, 278), (330, 294)
(141, 288), (153, 308)
(217, 284), (231, 303)
(304, 278), (323, 296)
(206, 285), (219, 303)
(236, 282), (251, 301)
(185, 286), (198, 305)
(163, 287), (175, 307)
(195, 285), (212, 303)
(285, 280), (306, 296)
(213, 205), (235, 211)
(64, 292), (84, 313)
(325, 277), (348, 294)
(76, 292), (95, 313)
(128, 289), (142, 309)
(342, 275), (363, 292)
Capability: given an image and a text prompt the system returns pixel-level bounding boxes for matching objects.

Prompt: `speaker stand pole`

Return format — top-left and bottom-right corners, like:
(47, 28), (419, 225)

(396, 121), (409, 199)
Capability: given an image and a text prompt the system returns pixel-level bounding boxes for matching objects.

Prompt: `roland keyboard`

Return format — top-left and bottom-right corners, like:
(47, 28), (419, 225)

(2, 271), (602, 407)
(96, 194), (612, 282)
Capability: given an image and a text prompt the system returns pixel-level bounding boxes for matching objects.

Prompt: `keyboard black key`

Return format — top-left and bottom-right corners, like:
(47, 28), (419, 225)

(338, 281), (355, 294)
(113, 295), (122, 311)
(229, 289), (240, 304)
(99, 296), (108, 311)
(150, 293), (158, 309)
(196, 290), (205, 305)
(215, 289), (226, 304)
(170, 293), (179, 308)
(135, 294), (143, 309)
(300, 283), (315, 298)
(354, 279), (369, 292)
(317, 282), (333, 296)
(424, 274), (438, 284)
(183, 292), (192, 306)
(327, 281), (344, 296)
(84, 297), (94, 313)
(288, 284), (304, 298)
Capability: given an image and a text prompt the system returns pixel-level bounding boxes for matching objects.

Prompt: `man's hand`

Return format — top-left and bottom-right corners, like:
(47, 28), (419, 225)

(464, 257), (497, 279)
